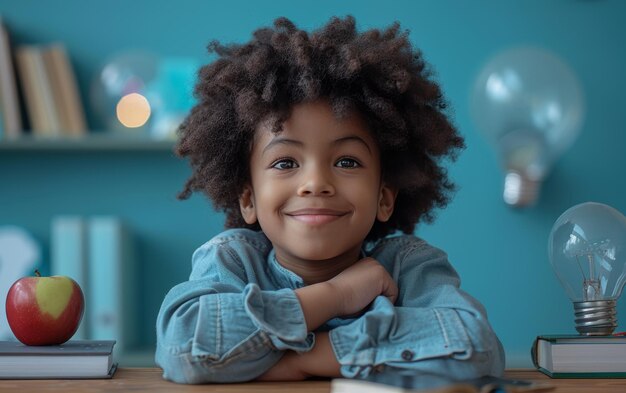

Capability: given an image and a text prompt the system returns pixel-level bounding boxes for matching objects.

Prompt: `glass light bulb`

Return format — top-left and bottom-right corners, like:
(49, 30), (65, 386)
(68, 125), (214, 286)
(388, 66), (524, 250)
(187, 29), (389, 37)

(548, 202), (626, 335)
(471, 47), (585, 207)
(91, 51), (159, 132)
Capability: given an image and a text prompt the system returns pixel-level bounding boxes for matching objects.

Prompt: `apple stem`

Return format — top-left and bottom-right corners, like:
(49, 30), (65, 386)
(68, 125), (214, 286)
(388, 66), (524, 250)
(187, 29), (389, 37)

(34, 269), (41, 277)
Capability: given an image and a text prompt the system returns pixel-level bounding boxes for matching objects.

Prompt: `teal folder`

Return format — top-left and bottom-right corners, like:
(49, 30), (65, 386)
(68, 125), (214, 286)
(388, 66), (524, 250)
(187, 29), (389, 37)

(87, 217), (137, 357)
(51, 216), (87, 339)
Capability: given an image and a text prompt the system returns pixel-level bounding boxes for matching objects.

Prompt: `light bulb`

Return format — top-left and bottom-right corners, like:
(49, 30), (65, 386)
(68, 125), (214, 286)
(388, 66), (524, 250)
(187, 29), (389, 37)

(91, 51), (159, 132)
(548, 202), (626, 335)
(471, 47), (585, 207)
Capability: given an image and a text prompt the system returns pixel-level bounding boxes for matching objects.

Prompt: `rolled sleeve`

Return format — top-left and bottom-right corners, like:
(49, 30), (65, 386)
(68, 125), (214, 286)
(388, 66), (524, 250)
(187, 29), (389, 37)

(329, 297), (476, 378)
(155, 233), (314, 383)
(327, 238), (505, 379)
(243, 285), (315, 351)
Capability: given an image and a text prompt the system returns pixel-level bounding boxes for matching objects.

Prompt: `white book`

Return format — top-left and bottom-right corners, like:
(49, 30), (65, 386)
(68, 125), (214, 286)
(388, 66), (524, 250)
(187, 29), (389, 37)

(0, 226), (40, 340)
(533, 335), (626, 377)
(87, 217), (137, 357)
(331, 373), (548, 393)
(50, 216), (88, 339)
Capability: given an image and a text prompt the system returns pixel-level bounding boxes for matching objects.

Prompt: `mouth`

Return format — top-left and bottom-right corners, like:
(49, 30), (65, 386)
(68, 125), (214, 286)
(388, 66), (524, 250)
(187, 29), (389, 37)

(285, 208), (349, 225)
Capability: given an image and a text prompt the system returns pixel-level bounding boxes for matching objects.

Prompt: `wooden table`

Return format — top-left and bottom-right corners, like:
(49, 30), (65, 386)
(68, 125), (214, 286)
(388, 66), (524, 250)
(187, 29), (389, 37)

(0, 368), (625, 392)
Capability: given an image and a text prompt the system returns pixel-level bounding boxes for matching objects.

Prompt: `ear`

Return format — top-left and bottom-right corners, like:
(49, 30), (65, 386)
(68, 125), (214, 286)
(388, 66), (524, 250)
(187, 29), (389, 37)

(377, 183), (397, 222)
(239, 185), (258, 225)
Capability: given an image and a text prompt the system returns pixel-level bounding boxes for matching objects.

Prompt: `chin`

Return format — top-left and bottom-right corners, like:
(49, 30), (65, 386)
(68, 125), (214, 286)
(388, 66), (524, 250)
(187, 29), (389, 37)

(292, 242), (353, 261)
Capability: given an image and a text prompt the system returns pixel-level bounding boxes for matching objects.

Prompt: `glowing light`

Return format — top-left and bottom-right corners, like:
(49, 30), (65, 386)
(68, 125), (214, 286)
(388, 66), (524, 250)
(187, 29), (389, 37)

(116, 93), (151, 128)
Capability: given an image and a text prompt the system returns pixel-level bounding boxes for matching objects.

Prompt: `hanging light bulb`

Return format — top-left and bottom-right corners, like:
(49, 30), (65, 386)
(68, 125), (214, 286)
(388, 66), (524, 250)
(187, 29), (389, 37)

(470, 47), (585, 207)
(548, 202), (626, 335)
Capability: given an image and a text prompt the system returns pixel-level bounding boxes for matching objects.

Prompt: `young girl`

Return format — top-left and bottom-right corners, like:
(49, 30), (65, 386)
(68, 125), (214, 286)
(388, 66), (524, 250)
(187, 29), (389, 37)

(156, 15), (505, 384)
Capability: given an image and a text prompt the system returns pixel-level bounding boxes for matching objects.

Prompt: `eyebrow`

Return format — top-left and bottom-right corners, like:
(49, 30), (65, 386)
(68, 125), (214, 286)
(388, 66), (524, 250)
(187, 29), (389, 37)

(262, 138), (304, 155)
(262, 135), (372, 155)
(333, 135), (372, 154)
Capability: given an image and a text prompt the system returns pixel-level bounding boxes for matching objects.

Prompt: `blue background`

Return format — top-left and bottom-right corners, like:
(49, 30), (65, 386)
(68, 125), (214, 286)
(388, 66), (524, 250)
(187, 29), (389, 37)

(1, 0), (625, 367)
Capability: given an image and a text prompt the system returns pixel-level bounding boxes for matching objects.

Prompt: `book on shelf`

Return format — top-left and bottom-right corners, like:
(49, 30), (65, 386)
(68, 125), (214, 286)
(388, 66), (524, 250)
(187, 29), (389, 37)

(531, 334), (626, 378)
(0, 17), (23, 137)
(14, 43), (86, 136)
(43, 44), (87, 135)
(51, 216), (88, 339)
(15, 46), (50, 134)
(0, 340), (117, 379)
(87, 216), (137, 357)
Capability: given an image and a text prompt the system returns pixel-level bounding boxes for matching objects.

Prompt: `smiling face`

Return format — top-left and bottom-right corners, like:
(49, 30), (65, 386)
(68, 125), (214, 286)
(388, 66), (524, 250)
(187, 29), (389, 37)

(239, 100), (397, 269)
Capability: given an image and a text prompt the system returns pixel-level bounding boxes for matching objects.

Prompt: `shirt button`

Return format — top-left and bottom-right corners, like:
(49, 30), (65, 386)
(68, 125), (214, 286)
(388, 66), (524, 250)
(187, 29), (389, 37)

(401, 350), (414, 361)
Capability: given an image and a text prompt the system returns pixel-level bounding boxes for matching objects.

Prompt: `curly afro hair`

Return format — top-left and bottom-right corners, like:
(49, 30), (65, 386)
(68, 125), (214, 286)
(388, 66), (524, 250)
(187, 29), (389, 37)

(176, 15), (464, 242)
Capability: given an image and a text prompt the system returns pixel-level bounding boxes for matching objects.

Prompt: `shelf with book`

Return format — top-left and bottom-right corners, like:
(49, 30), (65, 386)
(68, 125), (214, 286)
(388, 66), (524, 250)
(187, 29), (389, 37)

(0, 133), (176, 152)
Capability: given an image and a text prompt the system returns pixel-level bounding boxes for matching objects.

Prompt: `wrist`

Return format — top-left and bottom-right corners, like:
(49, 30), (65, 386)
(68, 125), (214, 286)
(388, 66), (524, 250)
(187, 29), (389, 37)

(321, 281), (343, 317)
(298, 331), (342, 378)
(295, 281), (341, 331)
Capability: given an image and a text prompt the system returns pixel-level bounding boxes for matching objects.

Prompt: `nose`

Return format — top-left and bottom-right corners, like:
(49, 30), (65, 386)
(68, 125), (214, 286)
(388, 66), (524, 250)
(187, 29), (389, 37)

(297, 165), (335, 197)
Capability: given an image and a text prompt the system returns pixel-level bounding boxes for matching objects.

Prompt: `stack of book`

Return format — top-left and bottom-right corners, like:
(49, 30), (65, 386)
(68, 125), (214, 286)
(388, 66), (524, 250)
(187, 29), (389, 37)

(532, 334), (626, 378)
(0, 17), (86, 139)
(14, 43), (87, 136)
(0, 340), (117, 379)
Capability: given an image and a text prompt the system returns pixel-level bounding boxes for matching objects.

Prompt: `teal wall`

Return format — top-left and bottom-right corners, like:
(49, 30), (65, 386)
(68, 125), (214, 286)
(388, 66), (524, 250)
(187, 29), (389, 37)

(1, 0), (625, 367)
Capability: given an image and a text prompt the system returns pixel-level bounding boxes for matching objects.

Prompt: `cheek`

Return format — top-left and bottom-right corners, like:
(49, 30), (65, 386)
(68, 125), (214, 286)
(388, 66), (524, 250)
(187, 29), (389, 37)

(337, 173), (379, 194)
(254, 182), (288, 212)
(343, 176), (380, 202)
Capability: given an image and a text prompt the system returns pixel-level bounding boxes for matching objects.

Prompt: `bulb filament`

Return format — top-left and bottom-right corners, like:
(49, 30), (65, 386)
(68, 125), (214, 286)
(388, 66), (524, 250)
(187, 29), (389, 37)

(576, 252), (606, 301)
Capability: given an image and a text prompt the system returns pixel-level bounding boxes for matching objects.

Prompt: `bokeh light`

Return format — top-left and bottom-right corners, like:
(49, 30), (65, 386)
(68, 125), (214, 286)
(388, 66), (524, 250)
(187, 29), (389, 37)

(116, 93), (151, 128)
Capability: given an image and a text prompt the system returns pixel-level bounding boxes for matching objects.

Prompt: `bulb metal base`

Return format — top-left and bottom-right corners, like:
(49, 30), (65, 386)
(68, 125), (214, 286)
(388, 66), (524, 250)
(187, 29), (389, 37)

(503, 171), (541, 207)
(573, 300), (617, 336)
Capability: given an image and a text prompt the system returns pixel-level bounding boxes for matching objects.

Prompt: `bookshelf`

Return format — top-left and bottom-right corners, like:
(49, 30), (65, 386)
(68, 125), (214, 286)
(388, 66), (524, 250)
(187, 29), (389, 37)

(0, 19), (179, 369)
(0, 134), (176, 152)
(0, 131), (179, 367)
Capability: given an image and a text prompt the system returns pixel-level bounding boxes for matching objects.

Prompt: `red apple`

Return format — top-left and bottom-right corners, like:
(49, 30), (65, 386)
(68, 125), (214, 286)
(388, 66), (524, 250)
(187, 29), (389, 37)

(5, 269), (84, 346)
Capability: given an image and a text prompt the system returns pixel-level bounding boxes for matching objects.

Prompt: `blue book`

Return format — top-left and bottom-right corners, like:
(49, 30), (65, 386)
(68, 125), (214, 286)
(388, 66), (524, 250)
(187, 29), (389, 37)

(50, 216), (87, 339)
(87, 217), (137, 357)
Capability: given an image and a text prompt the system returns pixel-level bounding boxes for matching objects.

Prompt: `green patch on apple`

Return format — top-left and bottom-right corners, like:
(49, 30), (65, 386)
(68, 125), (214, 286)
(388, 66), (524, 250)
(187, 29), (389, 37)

(35, 276), (74, 319)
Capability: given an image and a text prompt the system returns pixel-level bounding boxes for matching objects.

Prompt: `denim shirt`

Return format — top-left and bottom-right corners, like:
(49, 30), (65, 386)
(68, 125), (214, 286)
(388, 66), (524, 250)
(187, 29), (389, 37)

(155, 228), (505, 384)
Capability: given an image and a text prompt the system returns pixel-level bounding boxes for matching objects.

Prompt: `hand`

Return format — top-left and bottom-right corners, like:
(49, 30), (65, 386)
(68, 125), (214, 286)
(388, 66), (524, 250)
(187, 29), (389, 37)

(327, 257), (398, 317)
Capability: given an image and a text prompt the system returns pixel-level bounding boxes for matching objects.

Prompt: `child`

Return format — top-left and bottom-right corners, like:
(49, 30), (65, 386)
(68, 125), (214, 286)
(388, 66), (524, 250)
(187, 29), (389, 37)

(156, 15), (505, 384)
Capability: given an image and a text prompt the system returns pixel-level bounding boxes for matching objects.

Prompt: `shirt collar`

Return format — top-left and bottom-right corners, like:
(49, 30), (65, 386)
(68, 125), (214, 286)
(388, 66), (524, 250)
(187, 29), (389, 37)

(266, 247), (368, 289)
(267, 248), (305, 289)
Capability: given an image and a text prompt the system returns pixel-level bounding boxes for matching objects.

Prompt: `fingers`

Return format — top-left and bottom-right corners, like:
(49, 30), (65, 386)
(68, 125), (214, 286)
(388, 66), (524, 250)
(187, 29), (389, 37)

(382, 279), (399, 305)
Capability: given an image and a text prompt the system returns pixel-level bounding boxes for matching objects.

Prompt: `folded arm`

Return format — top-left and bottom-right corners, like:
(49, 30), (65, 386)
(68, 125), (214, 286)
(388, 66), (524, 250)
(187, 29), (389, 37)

(155, 240), (315, 384)
(329, 242), (505, 379)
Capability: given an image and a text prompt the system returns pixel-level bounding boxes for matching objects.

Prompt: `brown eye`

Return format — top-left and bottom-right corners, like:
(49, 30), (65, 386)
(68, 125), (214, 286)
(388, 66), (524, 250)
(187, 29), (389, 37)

(272, 159), (298, 170)
(336, 158), (360, 168)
